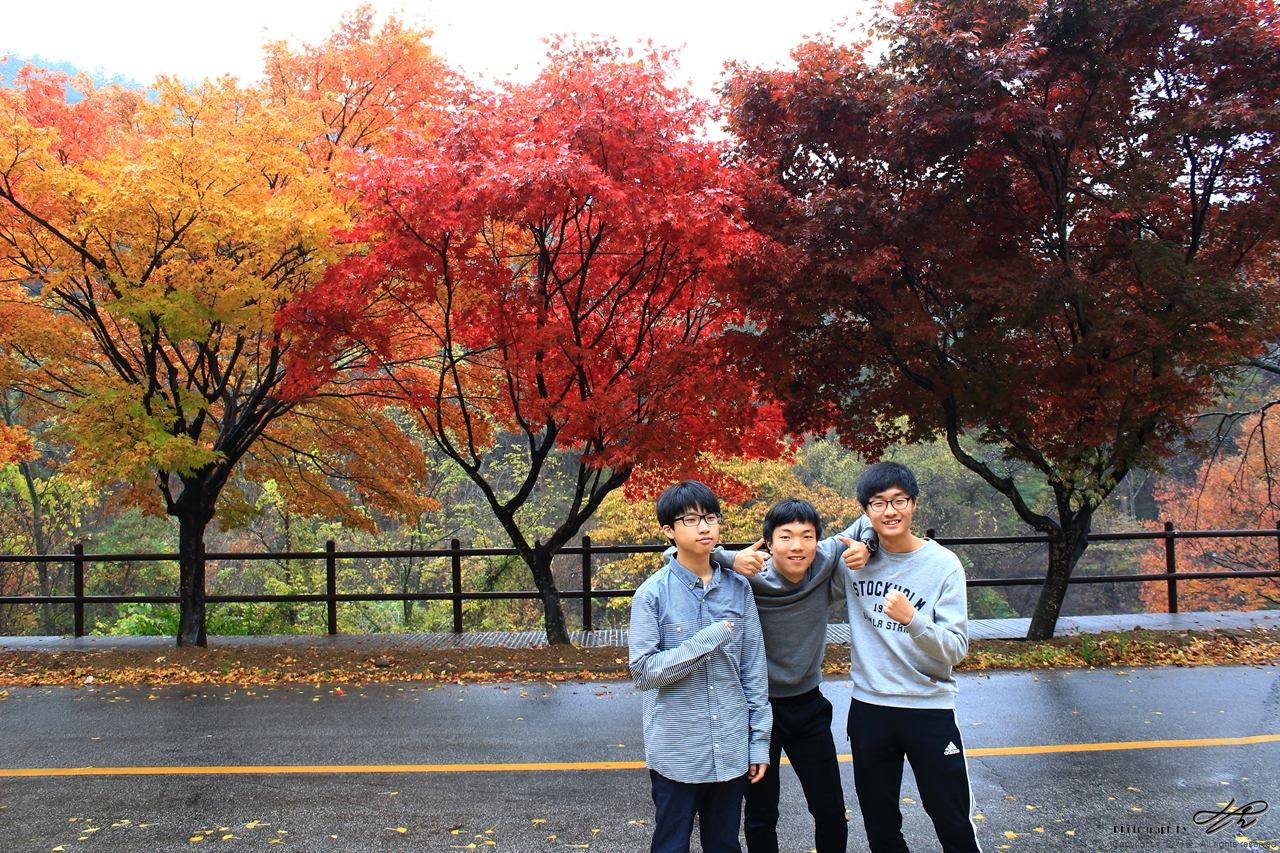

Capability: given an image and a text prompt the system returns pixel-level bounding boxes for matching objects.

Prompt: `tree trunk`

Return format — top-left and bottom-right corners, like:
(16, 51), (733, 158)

(528, 542), (571, 645)
(1026, 518), (1092, 641)
(18, 460), (57, 634)
(176, 506), (212, 647)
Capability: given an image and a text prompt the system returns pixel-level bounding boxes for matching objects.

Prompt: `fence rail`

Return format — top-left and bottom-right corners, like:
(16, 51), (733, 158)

(1, 524), (1278, 637)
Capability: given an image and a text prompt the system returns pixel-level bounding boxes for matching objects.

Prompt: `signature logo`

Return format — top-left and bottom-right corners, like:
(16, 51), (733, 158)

(1192, 799), (1269, 835)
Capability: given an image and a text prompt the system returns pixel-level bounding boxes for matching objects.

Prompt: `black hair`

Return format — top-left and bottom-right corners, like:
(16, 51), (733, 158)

(656, 480), (721, 528)
(762, 498), (823, 543)
(857, 461), (920, 507)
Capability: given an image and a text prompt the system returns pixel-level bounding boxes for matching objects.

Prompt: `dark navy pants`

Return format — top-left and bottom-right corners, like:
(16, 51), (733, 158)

(847, 697), (981, 853)
(649, 769), (749, 853)
(744, 687), (848, 853)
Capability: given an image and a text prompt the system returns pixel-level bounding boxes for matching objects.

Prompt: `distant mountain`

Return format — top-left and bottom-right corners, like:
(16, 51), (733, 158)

(0, 53), (141, 98)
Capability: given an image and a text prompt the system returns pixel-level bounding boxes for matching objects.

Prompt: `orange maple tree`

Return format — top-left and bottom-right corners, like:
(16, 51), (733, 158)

(0, 71), (346, 645)
(262, 3), (455, 165)
(1141, 414), (1280, 611)
(0, 10), (453, 645)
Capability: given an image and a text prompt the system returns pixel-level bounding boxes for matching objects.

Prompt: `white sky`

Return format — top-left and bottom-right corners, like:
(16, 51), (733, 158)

(3, 0), (873, 98)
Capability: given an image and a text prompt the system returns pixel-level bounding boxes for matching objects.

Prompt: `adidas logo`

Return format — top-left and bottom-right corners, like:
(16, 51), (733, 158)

(943, 741), (960, 756)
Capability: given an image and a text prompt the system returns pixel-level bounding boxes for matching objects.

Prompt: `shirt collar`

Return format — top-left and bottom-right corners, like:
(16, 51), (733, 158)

(670, 557), (721, 590)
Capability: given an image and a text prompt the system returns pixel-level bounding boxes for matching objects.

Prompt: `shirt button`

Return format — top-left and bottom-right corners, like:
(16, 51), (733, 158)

(711, 715), (717, 720)
(714, 744), (720, 749)
(709, 686), (714, 691)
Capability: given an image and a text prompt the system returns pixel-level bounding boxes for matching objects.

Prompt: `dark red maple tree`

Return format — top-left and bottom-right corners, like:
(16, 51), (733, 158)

(724, 0), (1280, 638)
(282, 41), (784, 645)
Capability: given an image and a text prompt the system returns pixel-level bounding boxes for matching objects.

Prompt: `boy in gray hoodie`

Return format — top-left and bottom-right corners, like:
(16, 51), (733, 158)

(843, 461), (980, 853)
(682, 501), (875, 853)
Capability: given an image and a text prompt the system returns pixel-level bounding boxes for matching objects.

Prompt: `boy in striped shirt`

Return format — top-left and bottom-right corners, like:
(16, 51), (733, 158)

(629, 480), (772, 853)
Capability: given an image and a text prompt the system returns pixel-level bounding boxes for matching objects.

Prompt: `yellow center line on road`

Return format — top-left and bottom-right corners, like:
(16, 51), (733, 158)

(3, 734), (1277, 777)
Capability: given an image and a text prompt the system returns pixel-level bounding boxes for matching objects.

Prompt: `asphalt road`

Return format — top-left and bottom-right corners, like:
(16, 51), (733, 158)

(1, 665), (1278, 852)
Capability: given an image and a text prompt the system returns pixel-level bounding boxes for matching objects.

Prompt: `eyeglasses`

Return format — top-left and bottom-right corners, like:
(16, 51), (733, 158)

(674, 513), (723, 528)
(867, 496), (913, 513)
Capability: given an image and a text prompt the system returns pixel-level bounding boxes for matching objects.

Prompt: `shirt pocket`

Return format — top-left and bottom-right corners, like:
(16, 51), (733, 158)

(716, 600), (746, 652)
(659, 618), (701, 649)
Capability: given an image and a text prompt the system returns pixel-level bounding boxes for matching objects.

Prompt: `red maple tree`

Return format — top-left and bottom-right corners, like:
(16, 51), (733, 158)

(724, 0), (1280, 638)
(282, 40), (784, 644)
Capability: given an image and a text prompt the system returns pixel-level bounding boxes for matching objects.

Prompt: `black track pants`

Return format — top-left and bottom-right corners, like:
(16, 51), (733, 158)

(744, 688), (848, 853)
(846, 697), (981, 853)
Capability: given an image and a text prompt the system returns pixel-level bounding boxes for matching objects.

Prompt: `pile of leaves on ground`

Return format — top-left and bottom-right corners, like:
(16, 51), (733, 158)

(0, 628), (1277, 689)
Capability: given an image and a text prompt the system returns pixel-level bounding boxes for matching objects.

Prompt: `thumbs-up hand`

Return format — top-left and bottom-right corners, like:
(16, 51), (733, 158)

(734, 539), (768, 577)
(839, 536), (870, 570)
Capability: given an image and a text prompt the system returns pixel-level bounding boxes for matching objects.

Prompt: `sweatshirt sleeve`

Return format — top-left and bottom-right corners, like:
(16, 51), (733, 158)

(628, 587), (733, 690)
(905, 560), (970, 666)
(818, 516), (872, 605)
(738, 586), (773, 765)
(841, 515), (877, 550)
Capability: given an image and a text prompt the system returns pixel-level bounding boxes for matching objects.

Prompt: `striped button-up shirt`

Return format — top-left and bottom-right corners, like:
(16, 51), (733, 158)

(628, 559), (771, 784)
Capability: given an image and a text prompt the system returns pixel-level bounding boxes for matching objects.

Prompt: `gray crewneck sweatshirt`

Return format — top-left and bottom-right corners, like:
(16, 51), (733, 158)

(841, 538), (969, 709)
(700, 516), (875, 698)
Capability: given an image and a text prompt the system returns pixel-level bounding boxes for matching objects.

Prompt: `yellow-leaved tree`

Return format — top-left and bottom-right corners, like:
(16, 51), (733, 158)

(0, 70), (352, 645)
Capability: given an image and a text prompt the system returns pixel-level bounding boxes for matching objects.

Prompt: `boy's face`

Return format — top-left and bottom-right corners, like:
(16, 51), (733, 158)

(866, 487), (916, 545)
(661, 504), (721, 556)
(768, 521), (818, 574)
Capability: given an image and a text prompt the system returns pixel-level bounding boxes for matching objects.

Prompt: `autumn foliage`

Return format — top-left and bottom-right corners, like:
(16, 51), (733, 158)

(262, 4), (455, 164)
(0, 13), (451, 645)
(1141, 415), (1280, 611)
(282, 40), (784, 643)
(724, 0), (1280, 638)
(2, 3), (1278, 646)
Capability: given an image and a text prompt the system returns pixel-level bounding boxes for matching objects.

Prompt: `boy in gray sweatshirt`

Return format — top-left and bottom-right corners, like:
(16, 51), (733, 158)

(681, 501), (875, 853)
(843, 461), (980, 853)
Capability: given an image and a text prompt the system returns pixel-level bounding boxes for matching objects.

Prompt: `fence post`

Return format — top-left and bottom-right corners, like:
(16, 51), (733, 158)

(326, 540), (337, 635)
(451, 538), (463, 634)
(1165, 521), (1178, 614)
(926, 528), (936, 540)
(582, 536), (593, 633)
(73, 542), (85, 638)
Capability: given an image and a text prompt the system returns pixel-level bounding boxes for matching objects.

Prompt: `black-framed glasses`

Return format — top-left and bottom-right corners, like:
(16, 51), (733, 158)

(674, 513), (723, 528)
(867, 496), (913, 513)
